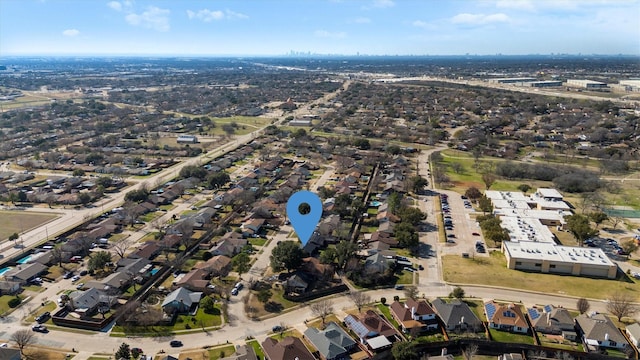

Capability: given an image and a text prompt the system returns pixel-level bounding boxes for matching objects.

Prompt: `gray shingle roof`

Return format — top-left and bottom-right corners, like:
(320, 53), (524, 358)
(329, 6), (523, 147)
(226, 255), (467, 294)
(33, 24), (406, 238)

(162, 287), (202, 308)
(304, 322), (356, 360)
(575, 313), (626, 344)
(432, 298), (482, 329)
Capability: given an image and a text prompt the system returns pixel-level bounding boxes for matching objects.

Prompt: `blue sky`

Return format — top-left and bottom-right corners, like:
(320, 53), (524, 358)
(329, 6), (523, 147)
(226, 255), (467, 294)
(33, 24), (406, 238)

(1, 0), (638, 56)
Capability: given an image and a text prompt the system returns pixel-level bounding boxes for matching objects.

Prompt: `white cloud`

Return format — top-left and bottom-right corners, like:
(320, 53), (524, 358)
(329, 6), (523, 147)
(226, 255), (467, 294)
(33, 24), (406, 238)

(314, 30), (346, 39)
(412, 20), (433, 29)
(451, 13), (510, 25)
(125, 6), (170, 32)
(353, 17), (371, 24)
(186, 9), (248, 22)
(107, 1), (122, 11)
(372, 0), (395, 8)
(62, 29), (80, 37)
(495, 0), (535, 11)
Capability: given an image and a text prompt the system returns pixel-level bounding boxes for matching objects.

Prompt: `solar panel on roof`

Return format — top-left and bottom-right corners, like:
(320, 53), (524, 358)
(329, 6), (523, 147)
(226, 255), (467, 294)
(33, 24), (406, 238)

(544, 305), (553, 313)
(528, 308), (541, 320)
(485, 303), (496, 319)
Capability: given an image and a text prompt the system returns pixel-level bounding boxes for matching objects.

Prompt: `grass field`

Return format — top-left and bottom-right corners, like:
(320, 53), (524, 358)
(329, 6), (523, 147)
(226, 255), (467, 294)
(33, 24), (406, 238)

(0, 210), (59, 241)
(442, 251), (639, 300)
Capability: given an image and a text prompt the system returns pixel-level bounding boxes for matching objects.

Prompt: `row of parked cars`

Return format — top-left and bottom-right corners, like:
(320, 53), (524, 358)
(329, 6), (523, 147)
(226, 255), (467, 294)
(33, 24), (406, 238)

(441, 194), (456, 243)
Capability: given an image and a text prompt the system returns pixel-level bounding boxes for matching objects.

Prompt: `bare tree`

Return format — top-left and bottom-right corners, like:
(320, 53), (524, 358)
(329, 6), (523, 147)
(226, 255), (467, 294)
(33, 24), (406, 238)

(403, 286), (419, 300)
(481, 173), (496, 190)
(50, 246), (64, 267)
(348, 291), (371, 313)
(309, 300), (334, 325)
(576, 298), (590, 314)
(11, 329), (35, 356)
(461, 344), (478, 360)
(607, 292), (638, 321)
(111, 236), (134, 259)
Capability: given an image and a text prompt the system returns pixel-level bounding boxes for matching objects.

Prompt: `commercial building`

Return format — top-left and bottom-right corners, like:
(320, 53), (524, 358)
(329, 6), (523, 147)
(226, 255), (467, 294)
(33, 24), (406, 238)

(176, 135), (198, 144)
(524, 81), (563, 88)
(566, 79), (608, 89)
(619, 79), (640, 92)
(488, 77), (536, 84)
(288, 119), (313, 126)
(502, 241), (617, 279)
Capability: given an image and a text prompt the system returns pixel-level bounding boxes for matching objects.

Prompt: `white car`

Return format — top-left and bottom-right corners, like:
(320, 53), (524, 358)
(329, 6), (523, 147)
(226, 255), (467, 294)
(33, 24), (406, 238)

(71, 275), (80, 282)
(0, 343), (8, 347)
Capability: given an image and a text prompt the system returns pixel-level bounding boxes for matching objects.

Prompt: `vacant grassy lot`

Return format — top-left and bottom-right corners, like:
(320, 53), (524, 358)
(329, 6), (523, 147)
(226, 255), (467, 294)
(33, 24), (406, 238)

(442, 251), (639, 299)
(0, 210), (59, 241)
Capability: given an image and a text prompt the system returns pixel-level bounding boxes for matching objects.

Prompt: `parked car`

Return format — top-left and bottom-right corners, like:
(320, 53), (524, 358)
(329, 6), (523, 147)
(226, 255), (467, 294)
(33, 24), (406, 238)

(79, 270), (88, 276)
(71, 275), (80, 282)
(394, 285), (404, 290)
(447, 234), (456, 238)
(272, 325), (284, 332)
(76, 283), (85, 290)
(63, 272), (74, 279)
(35, 312), (50, 323)
(32, 324), (48, 333)
(231, 288), (239, 296)
(472, 232), (480, 236)
(169, 340), (183, 347)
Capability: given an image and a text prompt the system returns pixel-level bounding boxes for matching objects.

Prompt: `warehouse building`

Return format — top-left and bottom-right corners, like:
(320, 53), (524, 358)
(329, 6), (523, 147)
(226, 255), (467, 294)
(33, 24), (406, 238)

(566, 79), (608, 89)
(619, 79), (640, 92)
(488, 77), (536, 84)
(502, 241), (617, 279)
(524, 81), (563, 88)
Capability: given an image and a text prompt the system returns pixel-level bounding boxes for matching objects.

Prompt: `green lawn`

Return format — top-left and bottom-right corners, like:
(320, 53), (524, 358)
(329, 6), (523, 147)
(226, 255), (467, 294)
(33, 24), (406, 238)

(489, 328), (534, 344)
(25, 301), (57, 323)
(112, 304), (222, 336)
(376, 304), (399, 328)
(443, 251), (640, 300)
(247, 340), (265, 359)
(0, 210), (59, 241)
(249, 238), (267, 247)
(208, 344), (236, 359)
(0, 295), (24, 315)
(395, 270), (414, 285)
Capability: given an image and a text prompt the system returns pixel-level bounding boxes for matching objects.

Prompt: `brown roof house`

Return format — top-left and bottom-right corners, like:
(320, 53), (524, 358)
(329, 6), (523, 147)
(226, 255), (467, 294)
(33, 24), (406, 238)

(193, 255), (232, 277)
(484, 301), (529, 334)
(262, 336), (314, 360)
(344, 310), (403, 352)
(390, 298), (439, 333)
(174, 268), (211, 293)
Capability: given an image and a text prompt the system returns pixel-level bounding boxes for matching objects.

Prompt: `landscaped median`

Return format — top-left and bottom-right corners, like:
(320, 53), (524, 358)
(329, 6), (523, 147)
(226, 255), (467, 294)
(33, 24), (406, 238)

(442, 251), (638, 299)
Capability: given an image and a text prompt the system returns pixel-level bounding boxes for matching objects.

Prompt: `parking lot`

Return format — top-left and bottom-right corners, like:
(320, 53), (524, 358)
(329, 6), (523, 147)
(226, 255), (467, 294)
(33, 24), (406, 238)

(438, 191), (487, 257)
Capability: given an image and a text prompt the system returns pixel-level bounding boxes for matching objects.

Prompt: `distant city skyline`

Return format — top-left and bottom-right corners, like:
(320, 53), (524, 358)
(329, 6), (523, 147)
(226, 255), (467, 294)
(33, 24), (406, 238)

(1, 0), (638, 57)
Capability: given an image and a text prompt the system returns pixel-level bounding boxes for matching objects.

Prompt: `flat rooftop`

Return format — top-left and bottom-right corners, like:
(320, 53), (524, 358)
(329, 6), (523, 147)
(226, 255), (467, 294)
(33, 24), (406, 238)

(503, 241), (615, 267)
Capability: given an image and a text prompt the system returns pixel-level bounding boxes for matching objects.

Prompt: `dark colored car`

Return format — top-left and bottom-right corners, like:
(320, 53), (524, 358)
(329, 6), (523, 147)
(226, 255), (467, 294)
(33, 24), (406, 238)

(35, 312), (50, 323)
(63, 272), (73, 279)
(272, 325), (284, 332)
(79, 270), (88, 276)
(170, 340), (183, 347)
(32, 324), (48, 333)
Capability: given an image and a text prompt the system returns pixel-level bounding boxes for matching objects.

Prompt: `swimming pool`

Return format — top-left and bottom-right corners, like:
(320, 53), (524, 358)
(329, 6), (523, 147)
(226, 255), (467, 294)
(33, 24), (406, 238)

(370, 201), (382, 207)
(150, 268), (159, 275)
(17, 255), (32, 264)
(0, 267), (13, 276)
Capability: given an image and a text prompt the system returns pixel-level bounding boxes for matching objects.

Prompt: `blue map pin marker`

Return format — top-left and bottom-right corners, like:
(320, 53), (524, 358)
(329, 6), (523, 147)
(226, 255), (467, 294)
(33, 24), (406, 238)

(286, 190), (322, 246)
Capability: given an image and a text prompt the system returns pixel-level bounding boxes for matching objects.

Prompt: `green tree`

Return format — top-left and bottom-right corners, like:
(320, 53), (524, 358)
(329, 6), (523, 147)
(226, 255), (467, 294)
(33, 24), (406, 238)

(409, 175), (429, 194)
(179, 165), (207, 180)
(517, 184), (532, 194)
(257, 289), (273, 304)
(391, 341), (419, 360)
(565, 214), (598, 244)
(115, 343), (131, 360)
(450, 286), (465, 299)
(88, 251), (112, 272)
(335, 240), (358, 270)
(388, 192), (402, 214)
(270, 241), (305, 272)
(233, 252), (251, 278)
(72, 168), (85, 177)
(200, 296), (216, 314)
(395, 223), (419, 249)
(465, 187), (482, 202)
(398, 207), (426, 226)
(78, 192), (92, 205)
(319, 247), (337, 265)
(478, 195), (493, 214)
(588, 211), (609, 229)
(8, 232), (19, 242)
(207, 172), (230, 189)
(353, 138), (370, 150)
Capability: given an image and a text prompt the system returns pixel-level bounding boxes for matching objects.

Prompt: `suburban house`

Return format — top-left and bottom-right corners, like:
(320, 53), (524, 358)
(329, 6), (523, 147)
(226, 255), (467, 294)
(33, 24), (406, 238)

(431, 298), (483, 333)
(193, 255), (232, 277)
(0, 280), (21, 295)
(2, 263), (47, 284)
(363, 253), (391, 275)
(304, 321), (357, 360)
(528, 305), (576, 338)
(575, 313), (628, 351)
(190, 207), (217, 229)
(284, 274), (309, 294)
(161, 287), (202, 314)
(0, 347), (21, 360)
(130, 241), (162, 260)
(174, 268), (211, 292)
(220, 344), (258, 360)
(390, 299), (439, 333)
(344, 310), (402, 352)
(262, 336), (315, 360)
(85, 257), (151, 292)
(208, 235), (247, 257)
(484, 301), (529, 333)
(67, 287), (112, 316)
(241, 218), (265, 237)
(626, 323), (640, 348)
